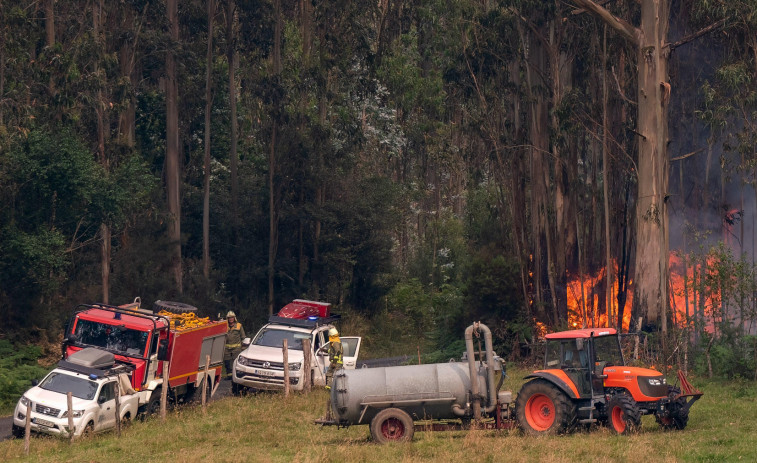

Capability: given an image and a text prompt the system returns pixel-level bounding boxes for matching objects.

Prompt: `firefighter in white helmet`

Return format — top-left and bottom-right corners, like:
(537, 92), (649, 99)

(325, 327), (343, 389)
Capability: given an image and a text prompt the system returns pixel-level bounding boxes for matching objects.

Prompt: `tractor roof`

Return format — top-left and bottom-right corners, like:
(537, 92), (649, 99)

(545, 327), (617, 339)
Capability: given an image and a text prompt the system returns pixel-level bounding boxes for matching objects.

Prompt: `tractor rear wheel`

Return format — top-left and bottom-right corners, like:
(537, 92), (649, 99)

(655, 386), (689, 430)
(370, 408), (414, 443)
(515, 379), (577, 435)
(607, 394), (641, 434)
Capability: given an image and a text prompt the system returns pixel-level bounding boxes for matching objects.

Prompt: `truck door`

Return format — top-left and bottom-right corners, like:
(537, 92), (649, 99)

(339, 337), (362, 369)
(313, 329), (328, 386)
(96, 381), (117, 431)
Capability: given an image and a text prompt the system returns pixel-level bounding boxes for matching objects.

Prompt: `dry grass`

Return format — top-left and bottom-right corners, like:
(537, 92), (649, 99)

(2, 370), (755, 463)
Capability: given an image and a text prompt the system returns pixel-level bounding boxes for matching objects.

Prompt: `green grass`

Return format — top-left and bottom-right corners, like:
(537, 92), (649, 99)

(2, 369), (755, 463)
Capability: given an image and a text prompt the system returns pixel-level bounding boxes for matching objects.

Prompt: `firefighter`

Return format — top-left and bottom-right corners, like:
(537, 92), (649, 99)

(325, 327), (343, 390)
(224, 311), (246, 379)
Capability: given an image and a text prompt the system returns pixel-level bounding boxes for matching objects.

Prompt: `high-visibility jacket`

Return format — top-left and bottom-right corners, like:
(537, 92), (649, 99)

(328, 338), (343, 367)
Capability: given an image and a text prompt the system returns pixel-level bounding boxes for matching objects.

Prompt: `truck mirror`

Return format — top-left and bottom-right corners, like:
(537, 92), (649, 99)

(31, 379), (39, 387)
(64, 334), (78, 345)
(157, 339), (169, 361)
(575, 338), (584, 351)
(242, 337), (251, 347)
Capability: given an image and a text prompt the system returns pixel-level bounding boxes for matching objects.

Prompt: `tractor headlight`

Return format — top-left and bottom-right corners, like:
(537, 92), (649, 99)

(648, 378), (662, 386)
(19, 396), (30, 408)
(288, 362), (302, 371)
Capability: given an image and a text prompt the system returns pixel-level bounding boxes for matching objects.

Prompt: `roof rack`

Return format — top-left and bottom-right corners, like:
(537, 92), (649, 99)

(267, 314), (341, 328)
(57, 358), (134, 379)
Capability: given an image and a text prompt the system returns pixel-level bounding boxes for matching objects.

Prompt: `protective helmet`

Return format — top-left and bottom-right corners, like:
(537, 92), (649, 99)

(328, 327), (339, 337)
(226, 310), (236, 318)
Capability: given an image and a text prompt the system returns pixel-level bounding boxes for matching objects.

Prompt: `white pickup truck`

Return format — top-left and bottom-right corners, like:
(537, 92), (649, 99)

(12, 348), (140, 439)
(232, 314), (361, 394)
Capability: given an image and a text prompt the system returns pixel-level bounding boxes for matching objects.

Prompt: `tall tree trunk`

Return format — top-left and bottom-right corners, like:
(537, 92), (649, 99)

(571, 0), (671, 332)
(166, 0), (183, 294)
(93, 0), (111, 303)
(602, 25), (613, 329)
(203, 0), (215, 280)
(268, 0), (282, 315)
(226, 0), (239, 231)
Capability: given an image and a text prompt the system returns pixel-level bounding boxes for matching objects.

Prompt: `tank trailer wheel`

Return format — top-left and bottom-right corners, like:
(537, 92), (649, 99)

(607, 394), (641, 434)
(370, 408), (414, 444)
(515, 379), (576, 435)
(655, 386), (689, 430)
(153, 300), (198, 314)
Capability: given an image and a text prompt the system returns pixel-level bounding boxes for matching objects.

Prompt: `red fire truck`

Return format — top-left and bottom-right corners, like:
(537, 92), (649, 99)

(61, 299), (228, 415)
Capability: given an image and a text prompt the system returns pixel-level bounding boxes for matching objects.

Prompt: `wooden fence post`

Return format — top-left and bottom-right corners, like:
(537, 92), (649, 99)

(161, 361), (169, 422)
(115, 381), (121, 437)
(302, 339), (311, 392)
(24, 403), (31, 454)
(202, 355), (210, 413)
(67, 391), (74, 444)
(283, 339), (289, 398)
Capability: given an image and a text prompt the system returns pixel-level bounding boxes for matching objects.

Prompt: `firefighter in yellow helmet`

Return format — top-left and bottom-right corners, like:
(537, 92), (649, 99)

(224, 311), (246, 379)
(325, 327), (343, 389)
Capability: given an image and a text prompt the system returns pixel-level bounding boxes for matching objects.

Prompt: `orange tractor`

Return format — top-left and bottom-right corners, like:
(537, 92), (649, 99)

(516, 327), (702, 434)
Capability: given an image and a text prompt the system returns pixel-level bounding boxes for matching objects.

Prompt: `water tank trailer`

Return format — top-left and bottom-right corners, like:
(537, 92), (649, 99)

(316, 322), (515, 443)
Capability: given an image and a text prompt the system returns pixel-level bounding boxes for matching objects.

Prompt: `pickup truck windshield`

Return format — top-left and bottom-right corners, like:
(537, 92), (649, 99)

(253, 328), (305, 350)
(74, 319), (149, 357)
(40, 372), (99, 400)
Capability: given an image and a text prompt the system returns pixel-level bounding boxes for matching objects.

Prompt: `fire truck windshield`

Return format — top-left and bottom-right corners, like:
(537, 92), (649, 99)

(74, 319), (149, 357)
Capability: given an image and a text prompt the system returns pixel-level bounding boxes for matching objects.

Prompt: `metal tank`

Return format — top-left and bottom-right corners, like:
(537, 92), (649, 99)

(328, 322), (505, 426)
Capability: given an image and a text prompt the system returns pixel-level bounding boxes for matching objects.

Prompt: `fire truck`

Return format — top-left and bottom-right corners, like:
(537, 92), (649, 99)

(61, 299), (228, 415)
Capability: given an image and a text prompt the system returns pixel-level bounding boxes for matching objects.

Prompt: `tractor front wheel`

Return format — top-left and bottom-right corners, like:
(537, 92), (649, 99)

(515, 379), (576, 435)
(606, 394), (641, 434)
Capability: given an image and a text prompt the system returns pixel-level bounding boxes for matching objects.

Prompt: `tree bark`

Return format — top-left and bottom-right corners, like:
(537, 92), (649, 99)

(203, 0), (215, 280)
(166, 0), (183, 294)
(571, 0), (670, 330)
(226, 0), (239, 232)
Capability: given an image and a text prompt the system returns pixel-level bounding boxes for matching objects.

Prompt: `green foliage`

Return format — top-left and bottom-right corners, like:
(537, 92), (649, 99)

(0, 340), (50, 414)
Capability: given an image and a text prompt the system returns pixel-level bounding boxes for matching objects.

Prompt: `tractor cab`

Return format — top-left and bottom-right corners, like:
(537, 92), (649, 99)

(543, 328), (620, 398)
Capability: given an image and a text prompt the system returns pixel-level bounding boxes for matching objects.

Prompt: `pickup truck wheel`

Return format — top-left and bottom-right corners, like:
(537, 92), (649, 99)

(370, 408), (414, 444)
(11, 424), (24, 439)
(231, 381), (244, 396)
(153, 300), (198, 314)
(121, 412), (132, 428)
(81, 422), (94, 438)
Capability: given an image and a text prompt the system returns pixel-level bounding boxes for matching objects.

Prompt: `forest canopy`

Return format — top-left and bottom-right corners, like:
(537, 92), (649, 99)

(1, 0), (756, 376)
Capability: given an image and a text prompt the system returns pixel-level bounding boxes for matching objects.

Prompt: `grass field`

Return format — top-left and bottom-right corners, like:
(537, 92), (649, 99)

(2, 369), (755, 463)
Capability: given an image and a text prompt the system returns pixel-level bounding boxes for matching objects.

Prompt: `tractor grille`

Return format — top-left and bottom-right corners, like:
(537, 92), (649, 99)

(36, 404), (61, 417)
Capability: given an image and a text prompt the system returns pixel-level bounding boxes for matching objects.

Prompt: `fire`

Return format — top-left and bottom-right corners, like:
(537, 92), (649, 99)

(565, 261), (633, 332)
(560, 252), (722, 334)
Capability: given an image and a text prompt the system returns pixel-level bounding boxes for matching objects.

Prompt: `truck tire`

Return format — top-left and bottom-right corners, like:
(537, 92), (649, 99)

(515, 379), (577, 435)
(141, 390), (162, 419)
(11, 424), (24, 439)
(154, 300), (198, 314)
(370, 408), (414, 444)
(607, 394), (641, 434)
